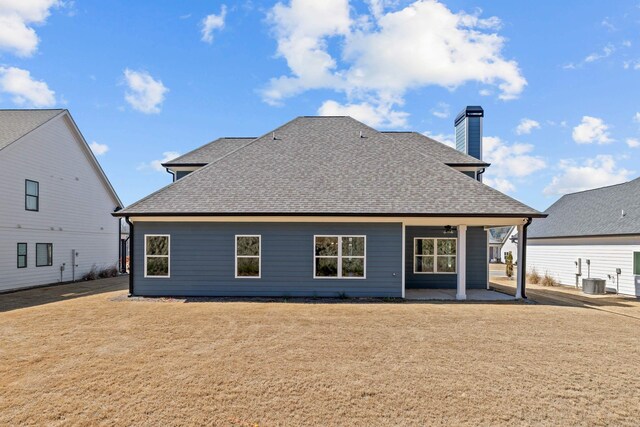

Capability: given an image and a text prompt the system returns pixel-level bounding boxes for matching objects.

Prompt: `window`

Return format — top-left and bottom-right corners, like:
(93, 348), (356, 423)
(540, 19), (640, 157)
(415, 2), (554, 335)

(17, 243), (27, 268)
(414, 238), (457, 274)
(145, 235), (170, 277)
(236, 235), (260, 278)
(25, 180), (39, 211)
(314, 235), (366, 279)
(35, 243), (53, 267)
(634, 252), (640, 276)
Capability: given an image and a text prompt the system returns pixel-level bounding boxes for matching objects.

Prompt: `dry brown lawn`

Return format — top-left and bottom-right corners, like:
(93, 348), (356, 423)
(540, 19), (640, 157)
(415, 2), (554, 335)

(1, 277), (639, 426)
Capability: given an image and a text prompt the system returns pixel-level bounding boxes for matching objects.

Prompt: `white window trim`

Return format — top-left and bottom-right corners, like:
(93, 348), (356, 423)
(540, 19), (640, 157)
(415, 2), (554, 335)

(235, 235), (261, 279)
(144, 234), (170, 278)
(313, 235), (366, 280)
(413, 237), (457, 275)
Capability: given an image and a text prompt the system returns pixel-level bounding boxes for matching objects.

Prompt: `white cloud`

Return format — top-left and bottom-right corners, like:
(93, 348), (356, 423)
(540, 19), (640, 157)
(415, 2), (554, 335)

(601, 18), (616, 31)
(0, 66), (55, 106)
(431, 102), (449, 119)
(626, 138), (640, 148)
(515, 118), (540, 135)
(478, 89), (492, 96)
(423, 131), (455, 148)
(318, 99), (408, 128)
(572, 116), (613, 144)
(89, 141), (109, 155)
(200, 5), (226, 43)
(482, 135), (546, 193)
(123, 69), (168, 114)
(544, 155), (633, 195)
(584, 44), (615, 63)
(264, 0), (526, 117)
(483, 177), (515, 193)
(138, 151), (181, 172)
(0, 0), (60, 57)
(634, 112), (640, 123)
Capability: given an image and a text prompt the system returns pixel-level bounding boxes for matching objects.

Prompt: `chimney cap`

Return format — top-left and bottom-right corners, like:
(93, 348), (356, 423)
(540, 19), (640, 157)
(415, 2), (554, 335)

(455, 106), (484, 126)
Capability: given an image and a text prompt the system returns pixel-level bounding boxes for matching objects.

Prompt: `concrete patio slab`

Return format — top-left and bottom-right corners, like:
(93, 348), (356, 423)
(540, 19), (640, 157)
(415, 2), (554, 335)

(405, 289), (515, 301)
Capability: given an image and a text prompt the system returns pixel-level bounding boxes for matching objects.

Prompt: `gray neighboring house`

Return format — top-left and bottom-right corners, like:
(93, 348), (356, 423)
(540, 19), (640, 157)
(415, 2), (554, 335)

(528, 178), (640, 296)
(115, 113), (543, 299)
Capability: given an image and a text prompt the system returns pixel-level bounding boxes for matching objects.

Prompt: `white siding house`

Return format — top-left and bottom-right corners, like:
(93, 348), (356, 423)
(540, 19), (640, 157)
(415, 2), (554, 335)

(528, 178), (640, 297)
(0, 110), (122, 292)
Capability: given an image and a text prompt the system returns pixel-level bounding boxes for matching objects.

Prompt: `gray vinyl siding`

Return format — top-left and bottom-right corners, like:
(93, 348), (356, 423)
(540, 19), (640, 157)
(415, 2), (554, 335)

(466, 117), (482, 160)
(133, 222), (402, 297)
(462, 171), (476, 179)
(405, 226), (487, 289)
(175, 171), (192, 180)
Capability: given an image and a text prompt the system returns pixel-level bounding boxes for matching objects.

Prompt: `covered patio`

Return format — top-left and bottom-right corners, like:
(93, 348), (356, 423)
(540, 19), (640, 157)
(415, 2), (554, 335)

(401, 218), (531, 300)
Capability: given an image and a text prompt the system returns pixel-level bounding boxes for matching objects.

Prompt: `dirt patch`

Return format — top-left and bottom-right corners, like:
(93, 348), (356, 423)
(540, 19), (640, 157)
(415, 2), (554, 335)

(1, 278), (639, 426)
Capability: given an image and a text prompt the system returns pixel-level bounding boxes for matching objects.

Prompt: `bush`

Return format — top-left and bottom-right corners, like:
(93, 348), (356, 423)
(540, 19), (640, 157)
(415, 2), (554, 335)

(541, 272), (558, 287)
(82, 264), (118, 281)
(98, 265), (118, 278)
(527, 268), (541, 284)
(82, 265), (99, 281)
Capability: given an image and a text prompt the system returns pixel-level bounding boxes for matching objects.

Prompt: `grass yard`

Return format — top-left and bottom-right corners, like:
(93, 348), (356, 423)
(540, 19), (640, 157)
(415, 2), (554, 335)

(1, 277), (639, 426)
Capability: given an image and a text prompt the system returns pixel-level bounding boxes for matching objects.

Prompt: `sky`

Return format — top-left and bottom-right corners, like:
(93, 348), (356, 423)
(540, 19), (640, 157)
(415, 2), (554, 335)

(0, 0), (639, 210)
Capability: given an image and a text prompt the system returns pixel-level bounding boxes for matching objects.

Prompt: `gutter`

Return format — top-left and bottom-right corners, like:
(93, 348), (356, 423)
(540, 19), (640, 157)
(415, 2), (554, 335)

(112, 211), (548, 218)
(521, 217), (532, 299)
(124, 216), (134, 296)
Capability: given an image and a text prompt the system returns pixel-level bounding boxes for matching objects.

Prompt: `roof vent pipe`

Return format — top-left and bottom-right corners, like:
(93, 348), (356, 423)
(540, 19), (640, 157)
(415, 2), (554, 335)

(621, 209), (626, 218)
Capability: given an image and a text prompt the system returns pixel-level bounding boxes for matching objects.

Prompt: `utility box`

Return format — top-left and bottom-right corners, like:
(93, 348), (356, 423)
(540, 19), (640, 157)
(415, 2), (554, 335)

(582, 278), (606, 295)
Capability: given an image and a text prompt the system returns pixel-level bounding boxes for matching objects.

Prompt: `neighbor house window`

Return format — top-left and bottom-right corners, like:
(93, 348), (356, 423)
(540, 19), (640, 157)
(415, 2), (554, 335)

(236, 235), (261, 278)
(25, 180), (39, 211)
(314, 235), (366, 279)
(634, 252), (640, 276)
(17, 243), (27, 268)
(414, 238), (456, 274)
(144, 235), (170, 277)
(35, 243), (53, 267)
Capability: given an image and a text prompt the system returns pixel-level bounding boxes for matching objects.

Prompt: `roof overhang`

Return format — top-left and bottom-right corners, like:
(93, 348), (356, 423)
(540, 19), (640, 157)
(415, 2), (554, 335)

(162, 162), (208, 168)
(113, 213), (545, 227)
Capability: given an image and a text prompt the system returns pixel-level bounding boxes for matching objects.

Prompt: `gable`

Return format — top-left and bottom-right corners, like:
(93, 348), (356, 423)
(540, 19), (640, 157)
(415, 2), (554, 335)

(0, 109), (64, 151)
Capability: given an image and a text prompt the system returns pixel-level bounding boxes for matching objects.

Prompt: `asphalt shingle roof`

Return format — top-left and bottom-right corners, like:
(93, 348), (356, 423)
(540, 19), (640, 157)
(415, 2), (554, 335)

(163, 137), (256, 166)
(381, 131), (489, 166)
(528, 177), (640, 238)
(0, 109), (64, 151)
(118, 116), (541, 217)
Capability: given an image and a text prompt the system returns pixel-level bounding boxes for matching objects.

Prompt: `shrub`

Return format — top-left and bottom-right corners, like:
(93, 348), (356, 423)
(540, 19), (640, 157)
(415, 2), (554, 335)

(337, 291), (348, 299)
(527, 268), (541, 284)
(82, 265), (99, 281)
(541, 272), (558, 287)
(82, 264), (118, 281)
(98, 265), (118, 278)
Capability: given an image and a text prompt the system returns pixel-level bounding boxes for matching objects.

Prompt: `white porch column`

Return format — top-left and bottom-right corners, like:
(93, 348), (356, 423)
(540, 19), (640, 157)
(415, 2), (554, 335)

(457, 225), (467, 300)
(516, 224), (525, 299)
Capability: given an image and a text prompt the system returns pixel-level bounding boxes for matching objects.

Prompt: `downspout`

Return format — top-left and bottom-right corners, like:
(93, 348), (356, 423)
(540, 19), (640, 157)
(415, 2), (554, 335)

(520, 217), (532, 299)
(476, 167), (486, 181)
(166, 168), (176, 182)
(125, 216), (134, 296)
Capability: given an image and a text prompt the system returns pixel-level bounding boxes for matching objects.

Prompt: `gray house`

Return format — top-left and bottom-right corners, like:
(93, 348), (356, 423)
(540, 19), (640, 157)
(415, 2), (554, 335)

(115, 112), (543, 299)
